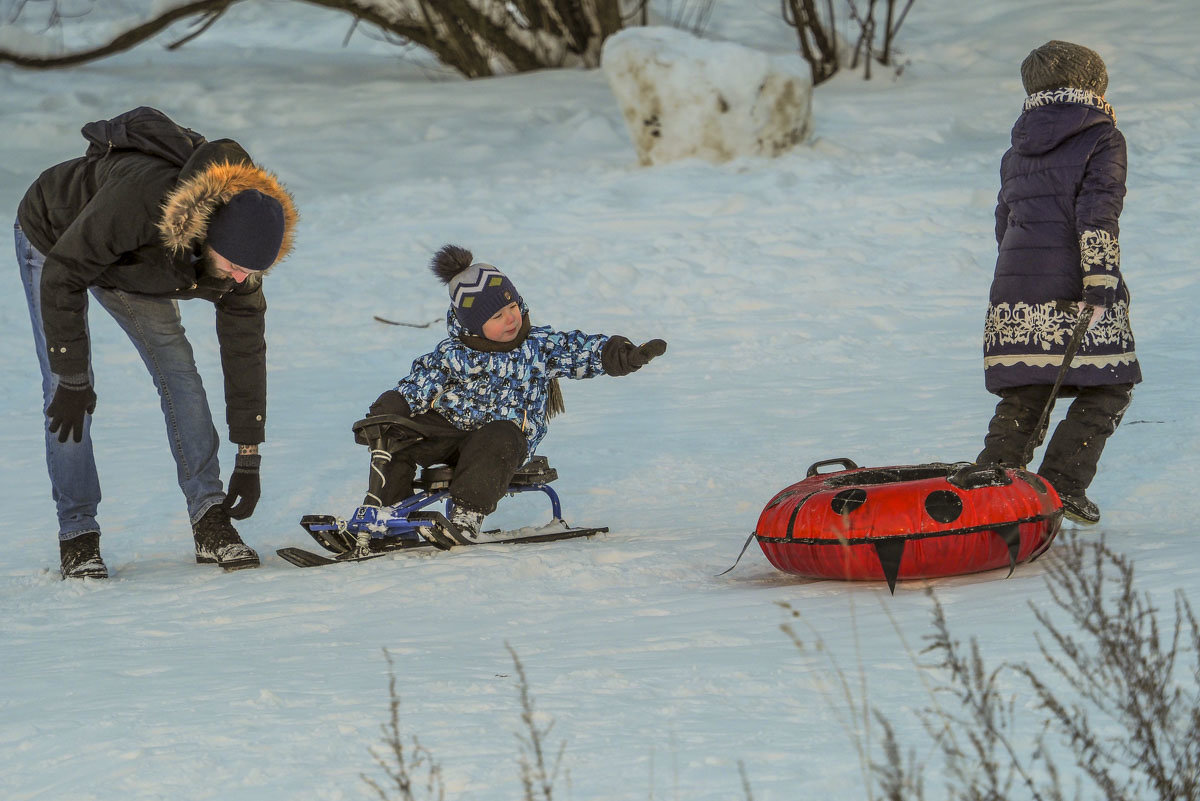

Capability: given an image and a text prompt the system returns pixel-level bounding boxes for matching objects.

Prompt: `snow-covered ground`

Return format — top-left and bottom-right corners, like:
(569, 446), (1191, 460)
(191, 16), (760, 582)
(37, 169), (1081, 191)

(2, 1), (1198, 798)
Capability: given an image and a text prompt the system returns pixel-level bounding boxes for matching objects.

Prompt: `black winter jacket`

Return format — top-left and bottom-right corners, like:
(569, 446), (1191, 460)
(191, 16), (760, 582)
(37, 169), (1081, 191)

(17, 107), (298, 443)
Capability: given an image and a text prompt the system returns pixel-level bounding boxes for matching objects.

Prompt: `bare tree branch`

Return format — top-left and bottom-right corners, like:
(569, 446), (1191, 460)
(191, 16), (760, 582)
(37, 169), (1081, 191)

(781, 0), (839, 85)
(166, 3), (234, 50)
(0, 0), (237, 68)
(0, 0), (631, 77)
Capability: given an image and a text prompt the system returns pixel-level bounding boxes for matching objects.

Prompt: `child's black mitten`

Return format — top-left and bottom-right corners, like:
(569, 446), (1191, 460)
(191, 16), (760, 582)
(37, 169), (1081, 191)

(602, 337), (667, 377)
(1082, 284), (1116, 310)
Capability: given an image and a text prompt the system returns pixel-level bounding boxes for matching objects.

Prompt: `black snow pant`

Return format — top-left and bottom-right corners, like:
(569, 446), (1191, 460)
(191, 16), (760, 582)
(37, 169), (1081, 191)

(976, 383), (1133, 497)
(373, 411), (528, 514)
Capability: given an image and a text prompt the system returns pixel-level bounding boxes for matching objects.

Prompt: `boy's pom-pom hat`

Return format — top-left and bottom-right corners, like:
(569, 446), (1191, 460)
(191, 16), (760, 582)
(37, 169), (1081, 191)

(1020, 40), (1108, 96)
(431, 244), (523, 335)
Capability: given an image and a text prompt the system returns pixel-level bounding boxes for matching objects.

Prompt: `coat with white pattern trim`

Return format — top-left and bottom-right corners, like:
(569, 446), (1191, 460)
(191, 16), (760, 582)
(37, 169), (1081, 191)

(983, 89), (1141, 392)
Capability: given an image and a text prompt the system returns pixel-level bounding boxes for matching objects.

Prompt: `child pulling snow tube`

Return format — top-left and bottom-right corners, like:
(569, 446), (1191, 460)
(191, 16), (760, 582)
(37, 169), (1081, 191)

(755, 459), (1063, 591)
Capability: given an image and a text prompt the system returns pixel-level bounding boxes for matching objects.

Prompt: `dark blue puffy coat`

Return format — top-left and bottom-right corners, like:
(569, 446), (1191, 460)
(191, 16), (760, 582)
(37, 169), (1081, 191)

(983, 88), (1141, 392)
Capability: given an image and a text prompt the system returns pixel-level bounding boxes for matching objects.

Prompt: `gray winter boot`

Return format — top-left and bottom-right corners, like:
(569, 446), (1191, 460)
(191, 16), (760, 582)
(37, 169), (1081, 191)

(60, 531), (108, 579)
(193, 505), (260, 570)
(424, 504), (486, 548)
(449, 505), (485, 542)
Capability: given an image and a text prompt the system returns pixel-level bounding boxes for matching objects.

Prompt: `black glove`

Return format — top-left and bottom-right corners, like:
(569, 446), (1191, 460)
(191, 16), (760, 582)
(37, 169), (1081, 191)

(601, 337), (668, 377)
(223, 452), (261, 520)
(46, 378), (97, 444)
(1082, 284), (1116, 310)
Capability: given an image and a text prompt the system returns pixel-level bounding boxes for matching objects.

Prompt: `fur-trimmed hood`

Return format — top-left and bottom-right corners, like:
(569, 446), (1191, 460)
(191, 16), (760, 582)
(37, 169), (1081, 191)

(159, 158), (298, 268)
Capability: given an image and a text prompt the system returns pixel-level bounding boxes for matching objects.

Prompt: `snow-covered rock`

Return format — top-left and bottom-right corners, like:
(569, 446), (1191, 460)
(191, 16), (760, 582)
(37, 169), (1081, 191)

(601, 26), (813, 166)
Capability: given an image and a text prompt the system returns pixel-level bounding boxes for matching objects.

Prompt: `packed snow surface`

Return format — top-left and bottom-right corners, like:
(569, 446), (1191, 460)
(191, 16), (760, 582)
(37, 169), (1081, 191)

(2, 0), (1198, 799)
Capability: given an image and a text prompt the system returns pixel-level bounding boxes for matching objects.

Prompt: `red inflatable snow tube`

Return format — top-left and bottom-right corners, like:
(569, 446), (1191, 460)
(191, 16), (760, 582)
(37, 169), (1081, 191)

(755, 459), (1063, 591)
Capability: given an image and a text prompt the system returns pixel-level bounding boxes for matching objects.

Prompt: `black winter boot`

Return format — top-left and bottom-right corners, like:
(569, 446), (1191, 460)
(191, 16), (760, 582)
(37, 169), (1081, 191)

(1059, 493), (1101, 525)
(193, 505), (260, 570)
(60, 531), (108, 579)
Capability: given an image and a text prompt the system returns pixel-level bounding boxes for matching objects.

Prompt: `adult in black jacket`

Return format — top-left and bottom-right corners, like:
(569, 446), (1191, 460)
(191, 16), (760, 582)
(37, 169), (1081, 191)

(16, 107), (298, 578)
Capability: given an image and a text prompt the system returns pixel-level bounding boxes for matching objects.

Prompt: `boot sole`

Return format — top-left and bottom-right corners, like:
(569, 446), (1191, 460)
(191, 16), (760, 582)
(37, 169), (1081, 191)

(195, 554), (261, 571)
(61, 567), (109, 579)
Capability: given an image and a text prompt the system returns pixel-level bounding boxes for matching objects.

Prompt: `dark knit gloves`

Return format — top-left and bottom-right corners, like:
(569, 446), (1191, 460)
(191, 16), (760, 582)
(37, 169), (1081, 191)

(602, 337), (668, 377)
(1082, 285), (1116, 311)
(47, 375), (96, 443)
(223, 452), (262, 519)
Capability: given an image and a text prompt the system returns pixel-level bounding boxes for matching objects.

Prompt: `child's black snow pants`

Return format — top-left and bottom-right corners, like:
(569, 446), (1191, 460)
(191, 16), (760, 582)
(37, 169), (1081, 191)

(976, 383), (1133, 497)
(374, 411), (528, 514)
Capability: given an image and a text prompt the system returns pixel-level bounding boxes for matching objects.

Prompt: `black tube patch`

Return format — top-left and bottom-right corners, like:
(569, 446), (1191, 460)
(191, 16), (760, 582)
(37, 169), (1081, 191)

(924, 490), (963, 523)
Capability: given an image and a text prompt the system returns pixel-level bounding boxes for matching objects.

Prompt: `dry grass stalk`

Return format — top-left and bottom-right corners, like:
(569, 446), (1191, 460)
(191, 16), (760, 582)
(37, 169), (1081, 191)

(362, 648), (446, 801)
(507, 642), (567, 801)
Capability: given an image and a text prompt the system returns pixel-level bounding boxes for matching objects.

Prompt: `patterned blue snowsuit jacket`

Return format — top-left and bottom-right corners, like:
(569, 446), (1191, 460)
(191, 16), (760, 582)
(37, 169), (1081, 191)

(983, 88), (1142, 393)
(395, 308), (610, 459)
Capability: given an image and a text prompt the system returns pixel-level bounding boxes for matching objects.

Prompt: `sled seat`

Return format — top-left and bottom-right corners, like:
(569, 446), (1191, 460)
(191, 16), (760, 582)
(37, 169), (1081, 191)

(414, 455), (558, 492)
(352, 414), (558, 492)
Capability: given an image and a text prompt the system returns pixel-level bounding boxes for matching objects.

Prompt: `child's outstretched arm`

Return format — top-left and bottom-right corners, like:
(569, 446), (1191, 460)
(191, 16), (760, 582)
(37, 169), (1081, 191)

(544, 332), (667, 380)
(600, 337), (667, 377)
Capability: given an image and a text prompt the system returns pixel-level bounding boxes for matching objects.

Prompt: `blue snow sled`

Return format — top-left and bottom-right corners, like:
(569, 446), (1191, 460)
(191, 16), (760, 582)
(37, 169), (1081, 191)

(278, 414), (606, 567)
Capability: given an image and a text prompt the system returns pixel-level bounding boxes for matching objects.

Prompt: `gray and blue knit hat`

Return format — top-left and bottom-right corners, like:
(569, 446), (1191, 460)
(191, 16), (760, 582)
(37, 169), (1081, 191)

(431, 244), (522, 335)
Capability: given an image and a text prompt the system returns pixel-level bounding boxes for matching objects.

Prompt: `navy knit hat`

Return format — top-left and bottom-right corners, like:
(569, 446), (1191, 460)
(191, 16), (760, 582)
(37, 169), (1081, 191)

(1021, 40), (1108, 96)
(207, 189), (286, 270)
(430, 244), (522, 335)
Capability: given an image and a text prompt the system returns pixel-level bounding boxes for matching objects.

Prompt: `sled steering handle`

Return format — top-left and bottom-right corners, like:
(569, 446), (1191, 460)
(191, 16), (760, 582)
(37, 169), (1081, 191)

(351, 413), (445, 450)
(353, 414), (442, 507)
(806, 458), (859, 478)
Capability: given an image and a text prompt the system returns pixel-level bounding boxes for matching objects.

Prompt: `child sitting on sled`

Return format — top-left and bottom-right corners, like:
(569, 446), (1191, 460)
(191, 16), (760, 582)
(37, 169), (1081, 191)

(363, 244), (667, 543)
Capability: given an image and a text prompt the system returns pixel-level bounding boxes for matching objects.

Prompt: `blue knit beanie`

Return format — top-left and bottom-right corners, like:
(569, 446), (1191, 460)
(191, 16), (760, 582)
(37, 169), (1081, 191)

(207, 189), (286, 270)
(430, 245), (522, 335)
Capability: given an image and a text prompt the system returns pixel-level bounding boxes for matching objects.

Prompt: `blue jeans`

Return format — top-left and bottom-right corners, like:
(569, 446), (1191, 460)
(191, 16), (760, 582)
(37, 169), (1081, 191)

(16, 221), (225, 539)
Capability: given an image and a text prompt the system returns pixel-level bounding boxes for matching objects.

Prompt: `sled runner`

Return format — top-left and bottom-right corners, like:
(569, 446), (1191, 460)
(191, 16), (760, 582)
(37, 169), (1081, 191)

(277, 521), (606, 567)
(754, 459), (1063, 592)
(277, 414), (607, 568)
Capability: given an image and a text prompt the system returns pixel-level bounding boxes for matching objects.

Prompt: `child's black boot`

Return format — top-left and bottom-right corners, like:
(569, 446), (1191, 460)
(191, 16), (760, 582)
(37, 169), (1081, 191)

(424, 503), (486, 548)
(449, 505), (485, 542)
(1060, 492), (1101, 525)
